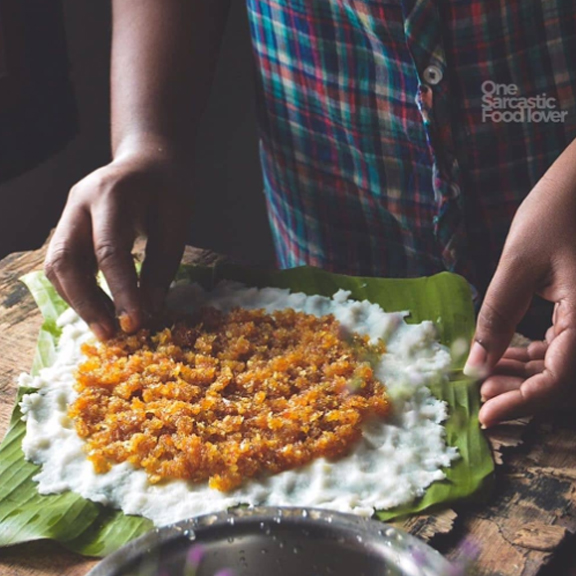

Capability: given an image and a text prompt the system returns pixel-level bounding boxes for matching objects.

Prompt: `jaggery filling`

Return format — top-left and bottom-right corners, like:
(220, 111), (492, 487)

(69, 307), (390, 491)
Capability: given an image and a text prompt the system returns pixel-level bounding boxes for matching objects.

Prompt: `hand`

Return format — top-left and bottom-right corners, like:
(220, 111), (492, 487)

(45, 146), (193, 340)
(464, 140), (576, 428)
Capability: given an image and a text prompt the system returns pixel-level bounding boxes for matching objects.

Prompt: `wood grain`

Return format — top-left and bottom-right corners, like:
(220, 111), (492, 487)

(1, 241), (576, 576)
(443, 416), (576, 576)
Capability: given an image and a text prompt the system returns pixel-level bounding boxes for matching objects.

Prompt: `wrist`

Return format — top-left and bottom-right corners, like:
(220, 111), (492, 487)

(113, 132), (193, 166)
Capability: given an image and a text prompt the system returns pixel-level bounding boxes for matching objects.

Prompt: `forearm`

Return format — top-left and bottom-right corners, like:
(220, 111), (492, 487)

(530, 137), (576, 204)
(508, 137), (576, 243)
(111, 0), (231, 159)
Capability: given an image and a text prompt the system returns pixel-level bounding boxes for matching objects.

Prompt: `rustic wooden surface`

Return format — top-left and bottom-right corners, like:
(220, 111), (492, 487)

(1, 242), (576, 576)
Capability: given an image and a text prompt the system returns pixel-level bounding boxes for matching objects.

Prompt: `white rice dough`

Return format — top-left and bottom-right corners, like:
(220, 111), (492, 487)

(20, 281), (458, 526)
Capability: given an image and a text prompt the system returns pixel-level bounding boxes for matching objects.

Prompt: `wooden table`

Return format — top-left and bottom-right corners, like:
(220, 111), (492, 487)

(2, 242), (576, 576)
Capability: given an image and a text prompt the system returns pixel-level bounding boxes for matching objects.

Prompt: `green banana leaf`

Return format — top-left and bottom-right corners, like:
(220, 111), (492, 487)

(0, 264), (494, 556)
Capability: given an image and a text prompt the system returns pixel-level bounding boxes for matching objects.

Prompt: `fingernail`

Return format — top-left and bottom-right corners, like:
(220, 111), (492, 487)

(480, 423), (487, 430)
(90, 322), (112, 341)
(463, 341), (489, 379)
(118, 312), (137, 333)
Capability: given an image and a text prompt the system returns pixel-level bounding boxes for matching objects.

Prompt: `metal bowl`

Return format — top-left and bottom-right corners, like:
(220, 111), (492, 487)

(88, 507), (457, 576)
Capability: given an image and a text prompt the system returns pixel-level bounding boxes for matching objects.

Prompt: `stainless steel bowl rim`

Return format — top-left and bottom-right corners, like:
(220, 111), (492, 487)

(87, 506), (455, 576)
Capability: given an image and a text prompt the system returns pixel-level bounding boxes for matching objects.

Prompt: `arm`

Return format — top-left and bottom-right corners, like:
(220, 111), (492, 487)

(45, 0), (231, 338)
(464, 137), (576, 427)
(111, 0), (230, 155)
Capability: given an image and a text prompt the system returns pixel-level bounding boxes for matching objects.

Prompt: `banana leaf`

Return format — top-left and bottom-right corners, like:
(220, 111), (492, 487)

(0, 264), (494, 556)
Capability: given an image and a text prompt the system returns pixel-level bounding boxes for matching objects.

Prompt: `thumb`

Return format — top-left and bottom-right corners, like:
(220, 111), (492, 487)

(464, 256), (535, 379)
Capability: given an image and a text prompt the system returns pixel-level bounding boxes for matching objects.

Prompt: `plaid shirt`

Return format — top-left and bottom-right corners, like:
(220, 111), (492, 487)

(246, 0), (576, 295)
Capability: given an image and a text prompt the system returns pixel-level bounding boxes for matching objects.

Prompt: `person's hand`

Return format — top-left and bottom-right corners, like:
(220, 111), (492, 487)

(464, 141), (576, 428)
(45, 147), (193, 340)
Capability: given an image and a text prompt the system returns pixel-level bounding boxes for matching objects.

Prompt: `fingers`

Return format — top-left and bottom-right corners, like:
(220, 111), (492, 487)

(46, 156), (191, 338)
(45, 207), (115, 340)
(479, 304), (576, 427)
(482, 344), (546, 400)
(491, 358), (545, 378)
(479, 365), (562, 427)
(92, 198), (143, 332)
(541, 300), (576, 386)
(479, 389), (538, 427)
(498, 340), (547, 365)
(140, 204), (189, 318)
(480, 375), (523, 402)
(46, 167), (145, 337)
(482, 356), (545, 399)
(464, 256), (535, 379)
(501, 347), (531, 362)
(500, 341), (547, 362)
(482, 353), (545, 403)
(526, 340), (548, 359)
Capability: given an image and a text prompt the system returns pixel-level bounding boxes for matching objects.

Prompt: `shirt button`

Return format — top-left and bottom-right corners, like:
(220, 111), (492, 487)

(423, 65), (443, 86)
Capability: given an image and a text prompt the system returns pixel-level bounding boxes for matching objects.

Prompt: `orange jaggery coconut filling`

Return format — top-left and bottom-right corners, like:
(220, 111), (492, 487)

(68, 307), (390, 491)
